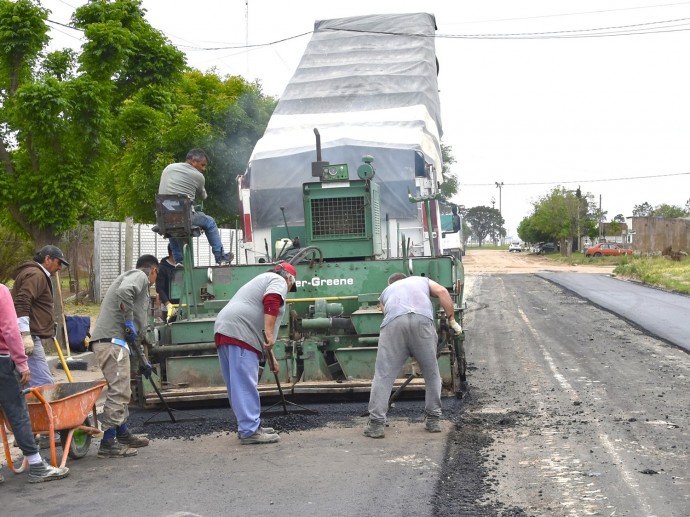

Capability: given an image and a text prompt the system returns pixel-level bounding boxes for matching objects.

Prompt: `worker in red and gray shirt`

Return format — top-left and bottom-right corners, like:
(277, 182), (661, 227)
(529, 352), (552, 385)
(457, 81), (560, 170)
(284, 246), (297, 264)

(213, 262), (297, 445)
(0, 284), (68, 483)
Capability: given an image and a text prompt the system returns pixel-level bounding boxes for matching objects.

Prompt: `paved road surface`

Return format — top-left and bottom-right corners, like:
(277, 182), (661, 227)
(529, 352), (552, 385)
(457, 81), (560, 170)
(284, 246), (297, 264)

(539, 272), (690, 353)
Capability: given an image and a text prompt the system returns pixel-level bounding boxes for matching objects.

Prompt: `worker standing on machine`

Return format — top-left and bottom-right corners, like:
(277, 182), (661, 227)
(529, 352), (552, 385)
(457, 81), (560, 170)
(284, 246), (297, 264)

(213, 262), (297, 444)
(364, 273), (462, 438)
(90, 254), (158, 458)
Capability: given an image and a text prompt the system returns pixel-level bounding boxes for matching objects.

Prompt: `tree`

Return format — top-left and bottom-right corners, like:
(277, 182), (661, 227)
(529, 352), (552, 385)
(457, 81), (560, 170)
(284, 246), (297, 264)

(517, 186), (593, 255)
(107, 72), (277, 224)
(464, 206), (504, 245)
(613, 214), (625, 223)
(632, 202), (653, 217)
(652, 203), (687, 219)
(0, 0), (185, 246)
(437, 143), (458, 212)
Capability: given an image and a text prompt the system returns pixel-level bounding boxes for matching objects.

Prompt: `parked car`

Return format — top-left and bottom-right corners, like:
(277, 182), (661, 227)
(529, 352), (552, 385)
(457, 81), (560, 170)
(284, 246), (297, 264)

(585, 243), (632, 257)
(508, 242), (522, 252)
(536, 242), (557, 254)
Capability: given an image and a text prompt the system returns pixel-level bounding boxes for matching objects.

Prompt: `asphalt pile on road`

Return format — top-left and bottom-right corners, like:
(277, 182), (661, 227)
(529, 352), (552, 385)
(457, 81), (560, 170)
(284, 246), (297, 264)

(127, 397), (463, 441)
(432, 390), (531, 517)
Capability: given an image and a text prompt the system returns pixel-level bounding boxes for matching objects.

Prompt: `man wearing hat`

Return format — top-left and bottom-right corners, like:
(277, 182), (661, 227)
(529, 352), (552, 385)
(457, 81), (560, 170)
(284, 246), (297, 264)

(213, 262), (297, 444)
(11, 245), (69, 387)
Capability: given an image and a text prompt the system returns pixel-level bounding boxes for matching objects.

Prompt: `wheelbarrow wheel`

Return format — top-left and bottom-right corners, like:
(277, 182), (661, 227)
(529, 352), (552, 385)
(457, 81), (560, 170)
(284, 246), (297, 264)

(59, 417), (93, 459)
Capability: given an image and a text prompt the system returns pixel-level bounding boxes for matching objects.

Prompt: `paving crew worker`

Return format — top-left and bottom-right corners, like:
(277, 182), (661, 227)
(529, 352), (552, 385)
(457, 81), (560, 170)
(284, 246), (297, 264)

(158, 148), (232, 266)
(11, 245), (70, 387)
(213, 262), (297, 444)
(364, 273), (462, 438)
(156, 244), (176, 323)
(0, 284), (69, 483)
(90, 254), (159, 458)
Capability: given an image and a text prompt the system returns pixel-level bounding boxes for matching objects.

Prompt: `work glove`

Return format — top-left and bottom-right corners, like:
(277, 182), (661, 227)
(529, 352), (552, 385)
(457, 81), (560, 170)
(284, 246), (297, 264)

(449, 320), (463, 334)
(124, 320), (138, 345)
(140, 360), (153, 378)
(22, 334), (34, 356)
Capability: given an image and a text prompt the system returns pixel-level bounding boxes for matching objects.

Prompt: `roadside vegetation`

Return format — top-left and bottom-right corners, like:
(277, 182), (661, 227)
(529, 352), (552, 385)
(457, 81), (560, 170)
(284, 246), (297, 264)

(544, 252), (690, 294)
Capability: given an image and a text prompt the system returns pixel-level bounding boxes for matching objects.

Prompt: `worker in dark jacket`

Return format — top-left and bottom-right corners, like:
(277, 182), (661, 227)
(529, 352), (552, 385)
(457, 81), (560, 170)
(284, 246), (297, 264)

(0, 283), (69, 483)
(11, 245), (69, 387)
(90, 255), (158, 458)
(156, 244), (176, 323)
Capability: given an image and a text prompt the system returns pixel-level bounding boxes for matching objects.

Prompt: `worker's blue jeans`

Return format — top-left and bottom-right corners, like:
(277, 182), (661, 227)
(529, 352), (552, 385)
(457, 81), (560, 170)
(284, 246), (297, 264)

(169, 210), (225, 264)
(0, 356), (39, 457)
(217, 344), (262, 439)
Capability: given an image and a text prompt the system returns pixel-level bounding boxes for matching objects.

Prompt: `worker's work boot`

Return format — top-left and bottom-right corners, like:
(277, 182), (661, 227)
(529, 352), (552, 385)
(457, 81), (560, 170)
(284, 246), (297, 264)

(28, 460), (69, 483)
(98, 438), (138, 458)
(363, 419), (385, 438)
(240, 428), (280, 445)
(425, 416), (442, 433)
(236, 426), (274, 439)
(116, 430), (149, 448)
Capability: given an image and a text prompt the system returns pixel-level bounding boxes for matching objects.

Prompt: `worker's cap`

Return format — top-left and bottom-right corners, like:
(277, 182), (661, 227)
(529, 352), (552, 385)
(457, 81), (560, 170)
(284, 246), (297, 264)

(274, 262), (297, 292)
(38, 245), (69, 266)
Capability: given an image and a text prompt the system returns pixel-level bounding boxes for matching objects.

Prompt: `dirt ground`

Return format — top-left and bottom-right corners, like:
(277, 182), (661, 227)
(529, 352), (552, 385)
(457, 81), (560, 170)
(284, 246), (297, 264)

(461, 249), (616, 275)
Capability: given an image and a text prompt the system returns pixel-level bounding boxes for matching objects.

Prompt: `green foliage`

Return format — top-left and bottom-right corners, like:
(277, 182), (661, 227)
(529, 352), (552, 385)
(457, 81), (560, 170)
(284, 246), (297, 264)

(0, 225), (33, 283)
(652, 203), (687, 219)
(0, 0), (49, 93)
(108, 72), (277, 224)
(632, 202), (653, 217)
(464, 205), (504, 244)
(632, 201), (688, 219)
(438, 143), (458, 211)
(615, 256), (690, 294)
(517, 187), (590, 249)
(0, 0), (186, 245)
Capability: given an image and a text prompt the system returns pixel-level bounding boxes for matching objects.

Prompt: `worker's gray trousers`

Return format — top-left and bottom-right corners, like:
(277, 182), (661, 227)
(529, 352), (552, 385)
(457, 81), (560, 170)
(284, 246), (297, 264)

(92, 342), (131, 430)
(27, 336), (55, 387)
(367, 313), (442, 423)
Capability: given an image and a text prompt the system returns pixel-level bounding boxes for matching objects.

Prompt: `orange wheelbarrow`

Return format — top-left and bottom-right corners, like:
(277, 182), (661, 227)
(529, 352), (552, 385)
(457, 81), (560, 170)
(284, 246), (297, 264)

(0, 380), (106, 472)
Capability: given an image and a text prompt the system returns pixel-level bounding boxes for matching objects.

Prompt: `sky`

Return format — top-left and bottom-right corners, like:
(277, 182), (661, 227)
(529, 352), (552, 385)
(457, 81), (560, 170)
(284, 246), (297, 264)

(42, 0), (690, 238)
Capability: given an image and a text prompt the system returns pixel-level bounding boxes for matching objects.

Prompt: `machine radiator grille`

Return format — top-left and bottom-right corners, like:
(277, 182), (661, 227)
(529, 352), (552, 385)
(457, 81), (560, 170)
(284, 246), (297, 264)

(311, 196), (366, 238)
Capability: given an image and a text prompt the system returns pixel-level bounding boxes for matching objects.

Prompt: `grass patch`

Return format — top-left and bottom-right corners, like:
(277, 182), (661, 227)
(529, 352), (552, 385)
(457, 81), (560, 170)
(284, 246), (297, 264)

(543, 252), (626, 267)
(614, 256), (690, 294)
(541, 253), (690, 292)
(63, 299), (101, 319)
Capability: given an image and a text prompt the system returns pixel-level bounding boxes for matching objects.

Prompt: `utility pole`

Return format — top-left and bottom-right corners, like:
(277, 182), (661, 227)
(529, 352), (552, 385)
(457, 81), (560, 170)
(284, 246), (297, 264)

(245, 0), (250, 78)
(495, 181), (504, 216)
(495, 181), (504, 246)
(599, 194), (603, 242)
(575, 185), (582, 251)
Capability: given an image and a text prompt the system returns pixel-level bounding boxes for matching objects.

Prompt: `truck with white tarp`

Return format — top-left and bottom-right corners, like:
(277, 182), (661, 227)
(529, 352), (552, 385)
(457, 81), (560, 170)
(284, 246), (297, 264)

(239, 12), (447, 261)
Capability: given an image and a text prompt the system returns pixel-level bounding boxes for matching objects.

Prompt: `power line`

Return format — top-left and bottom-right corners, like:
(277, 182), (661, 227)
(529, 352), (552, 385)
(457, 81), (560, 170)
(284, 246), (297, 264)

(45, 13), (690, 52)
(442, 1), (690, 26)
(460, 171), (690, 187)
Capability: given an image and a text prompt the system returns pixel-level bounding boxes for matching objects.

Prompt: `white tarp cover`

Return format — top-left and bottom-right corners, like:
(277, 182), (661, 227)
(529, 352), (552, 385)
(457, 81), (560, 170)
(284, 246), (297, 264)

(247, 12), (443, 228)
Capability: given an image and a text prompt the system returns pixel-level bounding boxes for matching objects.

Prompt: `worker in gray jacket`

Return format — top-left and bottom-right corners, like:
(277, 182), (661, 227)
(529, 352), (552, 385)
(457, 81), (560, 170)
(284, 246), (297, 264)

(364, 273), (462, 438)
(90, 255), (158, 458)
(158, 148), (231, 265)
